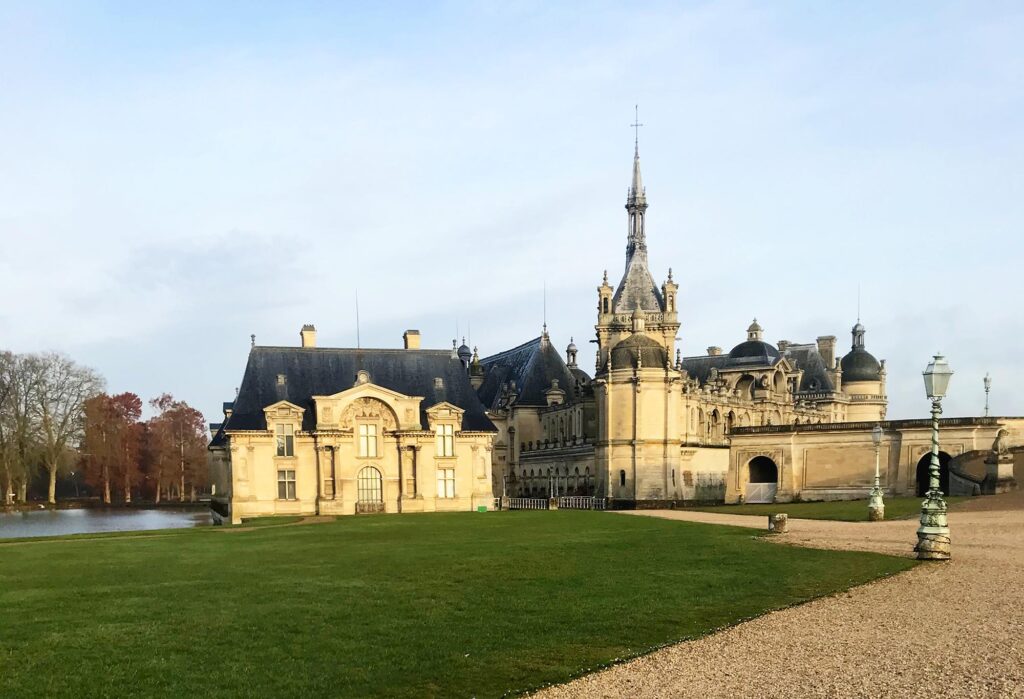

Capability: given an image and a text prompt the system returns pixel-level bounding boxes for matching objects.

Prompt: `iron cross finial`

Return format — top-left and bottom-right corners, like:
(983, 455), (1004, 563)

(630, 104), (644, 150)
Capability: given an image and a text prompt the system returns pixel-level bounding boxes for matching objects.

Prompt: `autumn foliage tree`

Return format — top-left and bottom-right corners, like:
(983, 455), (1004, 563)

(147, 394), (207, 503)
(81, 393), (143, 504)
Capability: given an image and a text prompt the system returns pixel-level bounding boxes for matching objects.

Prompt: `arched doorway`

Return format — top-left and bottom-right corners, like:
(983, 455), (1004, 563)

(916, 452), (952, 497)
(356, 466), (384, 513)
(746, 456), (779, 503)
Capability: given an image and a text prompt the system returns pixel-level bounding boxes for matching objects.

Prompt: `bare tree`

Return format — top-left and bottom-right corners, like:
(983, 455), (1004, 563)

(35, 353), (103, 504)
(0, 351), (15, 503)
(0, 353), (46, 503)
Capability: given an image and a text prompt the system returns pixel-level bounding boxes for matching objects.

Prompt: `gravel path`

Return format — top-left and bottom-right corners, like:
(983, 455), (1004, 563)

(535, 493), (1024, 699)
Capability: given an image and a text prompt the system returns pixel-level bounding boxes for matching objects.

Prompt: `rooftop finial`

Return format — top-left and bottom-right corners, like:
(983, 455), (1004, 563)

(250, 333), (255, 348)
(631, 104), (643, 155)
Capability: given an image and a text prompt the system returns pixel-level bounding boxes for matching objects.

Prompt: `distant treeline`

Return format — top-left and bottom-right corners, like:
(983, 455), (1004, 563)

(0, 350), (208, 506)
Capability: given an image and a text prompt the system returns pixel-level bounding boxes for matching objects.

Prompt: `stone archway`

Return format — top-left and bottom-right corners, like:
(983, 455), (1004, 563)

(745, 456), (779, 503)
(916, 451), (952, 496)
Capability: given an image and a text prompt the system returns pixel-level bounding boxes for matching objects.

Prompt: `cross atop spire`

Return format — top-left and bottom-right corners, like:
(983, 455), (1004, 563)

(630, 104), (644, 155)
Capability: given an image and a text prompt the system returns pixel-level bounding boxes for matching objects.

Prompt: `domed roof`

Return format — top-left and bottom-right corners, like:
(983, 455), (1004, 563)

(841, 348), (881, 382)
(566, 337), (577, 354)
(728, 340), (780, 364)
(457, 339), (472, 362)
(610, 333), (667, 370)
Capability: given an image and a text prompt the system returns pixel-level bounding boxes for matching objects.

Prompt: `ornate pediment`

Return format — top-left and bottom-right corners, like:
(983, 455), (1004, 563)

(261, 401), (305, 428)
(339, 397), (398, 432)
(425, 401), (465, 430)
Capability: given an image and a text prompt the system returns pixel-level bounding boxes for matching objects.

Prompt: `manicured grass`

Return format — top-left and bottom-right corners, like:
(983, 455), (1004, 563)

(690, 496), (969, 521)
(0, 511), (914, 698)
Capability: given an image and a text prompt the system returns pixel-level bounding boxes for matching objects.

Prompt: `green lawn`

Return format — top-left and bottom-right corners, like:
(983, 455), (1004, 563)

(690, 496), (969, 521)
(0, 511), (913, 698)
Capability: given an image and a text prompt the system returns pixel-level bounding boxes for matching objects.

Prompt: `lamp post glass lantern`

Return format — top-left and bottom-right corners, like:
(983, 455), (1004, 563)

(916, 354), (953, 560)
(868, 424), (885, 520)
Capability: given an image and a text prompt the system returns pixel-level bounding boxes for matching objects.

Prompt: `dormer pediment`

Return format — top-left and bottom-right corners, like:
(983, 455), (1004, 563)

(262, 401), (305, 430)
(425, 402), (465, 431)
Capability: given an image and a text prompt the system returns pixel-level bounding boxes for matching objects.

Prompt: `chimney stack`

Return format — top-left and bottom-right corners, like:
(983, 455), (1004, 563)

(777, 340), (790, 352)
(816, 335), (837, 368)
(300, 324), (317, 348)
(707, 346), (722, 356)
(403, 330), (421, 350)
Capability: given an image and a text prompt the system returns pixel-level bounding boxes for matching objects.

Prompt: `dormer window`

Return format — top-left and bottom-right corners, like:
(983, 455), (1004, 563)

(275, 423), (294, 457)
(358, 424), (378, 458)
(435, 424), (454, 457)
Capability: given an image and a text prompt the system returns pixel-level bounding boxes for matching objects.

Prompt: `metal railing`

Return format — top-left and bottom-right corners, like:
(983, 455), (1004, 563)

(557, 496), (606, 510)
(507, 498), (549, 510)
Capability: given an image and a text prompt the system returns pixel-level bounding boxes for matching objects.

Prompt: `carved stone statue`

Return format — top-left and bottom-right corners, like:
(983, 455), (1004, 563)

(993, 428), (1009, 456)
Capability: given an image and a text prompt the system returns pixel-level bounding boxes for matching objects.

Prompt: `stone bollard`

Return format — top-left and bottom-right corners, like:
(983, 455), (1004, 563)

(868, 504), (885, 522)
(768, 513), (788, 533)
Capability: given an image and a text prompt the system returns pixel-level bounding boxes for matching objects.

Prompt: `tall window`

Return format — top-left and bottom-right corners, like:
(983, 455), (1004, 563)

(619, 470), (626, 487)
(436, 468), (455, 498)
(277, 469), (296, 499)
(323, 477), (335, 499)
(357, 466), (383, 504)
(275, 424), (294, 457)
(358, 424), (378, 458)
(435, 424), (454, 457)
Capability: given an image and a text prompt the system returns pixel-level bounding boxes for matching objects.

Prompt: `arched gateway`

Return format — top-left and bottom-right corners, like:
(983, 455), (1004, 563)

(916, 452), (952, 497)
(745, 456), (779, 503)
(356, 466), (384, 514)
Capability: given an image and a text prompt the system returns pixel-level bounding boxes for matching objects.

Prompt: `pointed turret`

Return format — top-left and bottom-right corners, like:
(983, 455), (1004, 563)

(625, 143), (648, 258)
(613, 142), (663, 313)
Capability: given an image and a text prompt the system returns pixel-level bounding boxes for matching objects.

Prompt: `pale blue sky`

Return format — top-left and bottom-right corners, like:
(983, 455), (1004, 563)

(1, 1), (1021, 423)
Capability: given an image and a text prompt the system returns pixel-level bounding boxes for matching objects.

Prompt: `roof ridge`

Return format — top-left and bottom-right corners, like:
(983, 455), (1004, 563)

(253, 345), (454, 355)
(480, 336), (542, 363)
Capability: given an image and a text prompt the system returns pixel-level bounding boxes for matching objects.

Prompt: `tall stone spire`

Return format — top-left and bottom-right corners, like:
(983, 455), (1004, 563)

(625, 116), (648, 259)
(612, 109), (662, 313)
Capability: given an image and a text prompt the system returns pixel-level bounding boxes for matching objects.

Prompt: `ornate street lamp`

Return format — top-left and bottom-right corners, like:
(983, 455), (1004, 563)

(868, 424), (885, 521)
(984, 373), (992, 418)
(916, 354), (953, 560)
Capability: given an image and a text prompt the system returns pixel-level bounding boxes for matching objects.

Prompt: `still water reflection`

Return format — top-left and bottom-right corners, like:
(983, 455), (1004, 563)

(0, 507), (213, 539)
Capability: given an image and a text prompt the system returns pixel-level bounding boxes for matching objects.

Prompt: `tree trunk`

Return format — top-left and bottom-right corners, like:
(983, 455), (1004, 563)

(47, 463), (57, 504)
(124, 475), (131, 504)
(154, 470), (162, 504)
(2, 466), (11, 505)
(103, 464), (111, 505)
(18, 481), (27, 503)
(190, 484), (196, 502)
(179, 471), (185, 502)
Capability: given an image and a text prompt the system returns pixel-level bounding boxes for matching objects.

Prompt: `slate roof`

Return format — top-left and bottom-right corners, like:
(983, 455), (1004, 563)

(220, 346), (496, 435)
(612, 251), (664, 313)
(782, 343), (836, 393)
(680, 354), (731, 383)
(840, 347), (881, 383)
(727, 340), (782, 367)
(478, 336), (588, 409)
(681, 342), (834, 394)
(611, 333), (668, 370)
